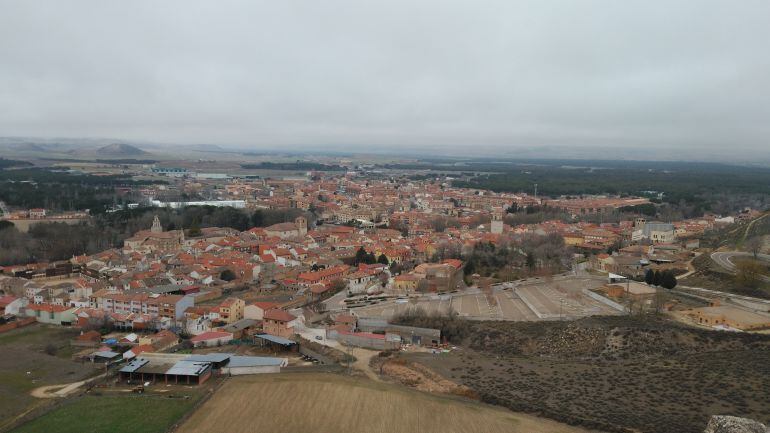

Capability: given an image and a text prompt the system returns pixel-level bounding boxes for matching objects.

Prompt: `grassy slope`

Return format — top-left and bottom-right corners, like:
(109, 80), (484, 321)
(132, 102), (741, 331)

(0, 325), (98, 429)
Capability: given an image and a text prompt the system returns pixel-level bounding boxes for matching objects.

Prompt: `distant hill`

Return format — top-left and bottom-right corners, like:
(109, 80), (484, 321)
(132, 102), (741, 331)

(96, 143), (148, 156)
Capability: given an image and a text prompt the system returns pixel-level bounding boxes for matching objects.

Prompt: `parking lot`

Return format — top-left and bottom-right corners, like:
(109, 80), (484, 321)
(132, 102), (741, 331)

(350, 276), (622, 321)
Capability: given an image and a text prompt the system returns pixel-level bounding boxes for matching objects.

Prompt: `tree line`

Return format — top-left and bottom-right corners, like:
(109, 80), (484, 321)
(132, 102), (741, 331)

(644, 268), (678, 289)
(0, 206), (314, 266)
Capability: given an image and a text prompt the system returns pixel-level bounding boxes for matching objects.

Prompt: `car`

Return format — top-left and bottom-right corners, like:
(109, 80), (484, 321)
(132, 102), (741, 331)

(314, 335), (323, 341)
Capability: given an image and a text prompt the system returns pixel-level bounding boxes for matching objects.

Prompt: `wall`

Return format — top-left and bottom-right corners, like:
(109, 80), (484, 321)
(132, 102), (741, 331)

(0, 317), (36, 333)
(221, 365), (281, 375)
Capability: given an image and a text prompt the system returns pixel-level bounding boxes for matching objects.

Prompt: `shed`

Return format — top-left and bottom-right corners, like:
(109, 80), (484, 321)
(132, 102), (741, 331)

(254, 333), (297, 351)
(89, 350), (121, 363)
(221, 356), (287, 375)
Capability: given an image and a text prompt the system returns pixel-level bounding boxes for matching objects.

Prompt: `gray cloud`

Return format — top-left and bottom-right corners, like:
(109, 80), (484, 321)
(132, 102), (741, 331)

(0, 1), (768, 160)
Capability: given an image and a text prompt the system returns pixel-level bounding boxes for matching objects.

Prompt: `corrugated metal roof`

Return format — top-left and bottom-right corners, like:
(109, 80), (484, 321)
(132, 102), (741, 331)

(255, 333), (295, 346)
(226, 356), (287, 368)
(165, 360), (210, 376)
(119, 358), (149, 373)
(92, 350), (121, 358)
(185, 353), (232, 363)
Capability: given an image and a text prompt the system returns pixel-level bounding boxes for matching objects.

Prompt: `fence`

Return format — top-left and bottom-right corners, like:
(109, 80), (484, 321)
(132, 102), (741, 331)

(0, 317), (36, 334)
(582, 289), (627, 313)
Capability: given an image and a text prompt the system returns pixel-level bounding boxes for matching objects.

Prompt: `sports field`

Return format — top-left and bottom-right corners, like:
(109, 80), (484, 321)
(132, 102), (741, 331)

(176, 373), (592, 433)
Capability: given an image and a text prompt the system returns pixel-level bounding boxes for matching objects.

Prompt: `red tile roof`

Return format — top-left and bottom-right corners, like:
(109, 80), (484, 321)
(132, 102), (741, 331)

(190, 331), (233, 342)
(263, 309), (296, 322)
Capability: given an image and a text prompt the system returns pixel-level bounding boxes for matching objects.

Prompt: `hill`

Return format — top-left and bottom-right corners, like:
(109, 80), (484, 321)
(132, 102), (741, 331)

(409, 316), (770, 433)
(95, 143), (147, 156)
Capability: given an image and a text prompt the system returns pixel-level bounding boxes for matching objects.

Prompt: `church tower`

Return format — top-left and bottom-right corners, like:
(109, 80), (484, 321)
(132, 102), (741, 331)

(295, 216), (307, 236)
(151, 215), (163, 233)
(491, 207), (503, 234)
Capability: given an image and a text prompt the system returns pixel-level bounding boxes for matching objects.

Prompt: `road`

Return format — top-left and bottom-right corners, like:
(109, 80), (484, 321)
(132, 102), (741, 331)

(710, 251), (770, 282)
(322, 290), (349, 312)
(676, 285), (770, 311)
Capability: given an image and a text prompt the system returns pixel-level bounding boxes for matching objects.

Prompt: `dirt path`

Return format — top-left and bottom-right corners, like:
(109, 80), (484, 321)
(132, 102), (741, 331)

(677, 252), (701, 279)
(742, 213), (768, 242)
(30, 372), (108, 398)
(349, 347), (382, 381)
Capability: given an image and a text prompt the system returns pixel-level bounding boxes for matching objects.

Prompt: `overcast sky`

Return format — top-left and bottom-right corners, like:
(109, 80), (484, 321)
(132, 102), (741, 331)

(1, 1), (768, 160)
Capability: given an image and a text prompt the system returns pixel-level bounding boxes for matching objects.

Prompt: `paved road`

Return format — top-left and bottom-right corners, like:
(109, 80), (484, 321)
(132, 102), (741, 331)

(322, 290), (349, 312)
(677, 285), (770, 309)
(711, 251), (770, 282)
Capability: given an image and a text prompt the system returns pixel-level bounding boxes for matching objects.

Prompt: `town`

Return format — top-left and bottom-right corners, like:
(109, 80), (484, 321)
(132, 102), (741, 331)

(1, 159), (769, 433)
(3, 1), (770, 432)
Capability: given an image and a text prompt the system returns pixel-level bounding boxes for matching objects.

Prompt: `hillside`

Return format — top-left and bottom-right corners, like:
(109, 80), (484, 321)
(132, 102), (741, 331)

(409, 316), (770, 433)
(95, 143), (147, 156)
(467, 315), (770, 360)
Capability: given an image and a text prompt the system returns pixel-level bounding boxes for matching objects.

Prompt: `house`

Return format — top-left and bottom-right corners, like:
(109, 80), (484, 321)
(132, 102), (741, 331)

(25, 304), (76, 325)
(190, 331), (234, 347)
(297, 265), (349, 287)
(211, 298), (245, 325)
(71, 330), (102, 347)
(243, 301), (278, 321)
(89, 349), (122, 363)
(123, 344), (155, 359)
(220, 318), (259, 339)
(262, 309), (297, 339)
(632, 222), (675, 244)
(393, 274), (418, 292)
(412, 262), (460, 291)
(138, 329), (180, 350)
(28, 208), (47, 218)
(0, 295), (26, 316)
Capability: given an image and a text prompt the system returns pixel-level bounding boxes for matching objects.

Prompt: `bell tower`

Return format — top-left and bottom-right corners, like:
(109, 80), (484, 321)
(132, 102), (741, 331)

(151, 215), (163, 233)
(295, 216), (307, 236)
(491, 207), (503, 234)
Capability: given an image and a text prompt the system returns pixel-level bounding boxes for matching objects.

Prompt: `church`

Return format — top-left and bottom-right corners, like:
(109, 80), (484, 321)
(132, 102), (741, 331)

(123, 215), (185, 253)
(263, 216), (308, 239)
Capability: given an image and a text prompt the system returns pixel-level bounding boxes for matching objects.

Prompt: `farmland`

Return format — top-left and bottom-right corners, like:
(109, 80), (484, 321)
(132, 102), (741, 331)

(408, 316), (770, 433)
(176, 373), (592, 433)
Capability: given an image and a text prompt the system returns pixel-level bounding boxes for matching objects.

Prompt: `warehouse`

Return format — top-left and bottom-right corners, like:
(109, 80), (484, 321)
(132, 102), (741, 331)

(220, 356), (287, 375)
(119, 355), (213, 385)
(118, 352), (287, 385)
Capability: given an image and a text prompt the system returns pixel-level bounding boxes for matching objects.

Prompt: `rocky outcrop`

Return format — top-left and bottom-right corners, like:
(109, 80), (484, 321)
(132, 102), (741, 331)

(704, 415), (768, 433)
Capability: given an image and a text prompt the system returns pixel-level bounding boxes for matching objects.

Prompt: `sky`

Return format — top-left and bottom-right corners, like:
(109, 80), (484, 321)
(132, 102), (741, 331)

(0, 1), (769, 161)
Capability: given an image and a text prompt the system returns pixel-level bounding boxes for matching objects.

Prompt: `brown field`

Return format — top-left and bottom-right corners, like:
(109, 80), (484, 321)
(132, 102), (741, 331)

(176, 373), (594, 433)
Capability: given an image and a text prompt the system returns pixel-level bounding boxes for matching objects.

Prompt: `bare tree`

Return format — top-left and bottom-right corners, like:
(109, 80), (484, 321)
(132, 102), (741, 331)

(745, 236), (763, 259)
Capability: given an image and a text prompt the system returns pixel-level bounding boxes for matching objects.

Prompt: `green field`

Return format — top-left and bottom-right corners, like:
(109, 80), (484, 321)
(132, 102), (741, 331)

(0, 325), (99, 429)
(11, 394), (201, 433)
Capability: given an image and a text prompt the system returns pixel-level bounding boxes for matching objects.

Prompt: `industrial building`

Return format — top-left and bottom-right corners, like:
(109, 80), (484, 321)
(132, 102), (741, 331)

(118, 352), (287, 385)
